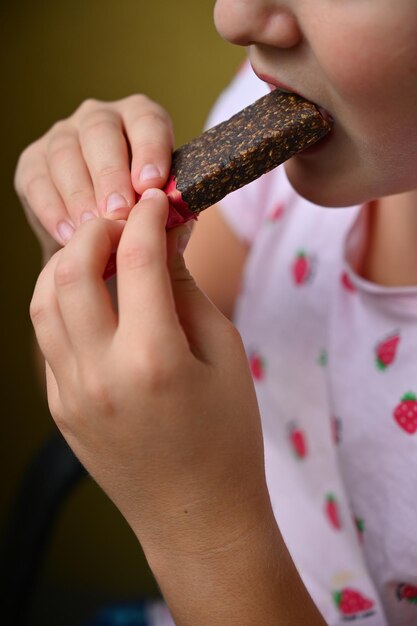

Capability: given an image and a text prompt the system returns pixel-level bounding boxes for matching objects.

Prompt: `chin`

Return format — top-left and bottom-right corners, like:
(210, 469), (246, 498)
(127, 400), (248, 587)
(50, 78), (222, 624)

(284, 160), (370, 209)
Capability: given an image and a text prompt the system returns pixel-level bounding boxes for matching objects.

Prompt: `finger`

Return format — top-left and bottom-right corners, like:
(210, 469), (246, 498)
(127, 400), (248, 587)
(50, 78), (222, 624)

(30, 252), (74, 378)
(116, 189), (187, 354)
(47, 122), (98, 227)
(45, 361), (63, 425)
(121, 96), (174, 194)
(78, 106), (136, 219)
(54, 218), (124, 359)
(166, 226), (232, 363)
(16, 146), (76, 246)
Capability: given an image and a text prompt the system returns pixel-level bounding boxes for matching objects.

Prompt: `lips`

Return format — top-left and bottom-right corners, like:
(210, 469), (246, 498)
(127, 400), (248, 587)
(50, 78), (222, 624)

(252, 66), (334, 124)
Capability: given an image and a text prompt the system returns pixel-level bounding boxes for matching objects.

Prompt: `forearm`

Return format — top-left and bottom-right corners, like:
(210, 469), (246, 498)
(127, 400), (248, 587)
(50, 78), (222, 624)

(138, 498), (326, 626)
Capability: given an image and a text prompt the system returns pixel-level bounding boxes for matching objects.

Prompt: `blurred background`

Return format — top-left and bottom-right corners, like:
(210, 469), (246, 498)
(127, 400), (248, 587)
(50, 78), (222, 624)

(0, 1), (244, 623)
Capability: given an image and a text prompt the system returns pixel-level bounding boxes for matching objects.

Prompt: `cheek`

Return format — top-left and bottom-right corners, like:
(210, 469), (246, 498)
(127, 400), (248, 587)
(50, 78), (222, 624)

(317, 30), (390, 104)
(316, 25), (417, 158)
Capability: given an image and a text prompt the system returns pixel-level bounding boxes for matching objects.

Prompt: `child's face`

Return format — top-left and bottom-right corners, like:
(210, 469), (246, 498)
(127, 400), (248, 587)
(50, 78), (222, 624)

(214, 0), (417, 207)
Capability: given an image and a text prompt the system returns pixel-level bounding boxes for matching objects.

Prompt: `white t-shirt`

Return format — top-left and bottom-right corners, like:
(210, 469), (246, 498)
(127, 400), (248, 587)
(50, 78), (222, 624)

(147, 62), (417, 626)
(204, 62), (417, 626)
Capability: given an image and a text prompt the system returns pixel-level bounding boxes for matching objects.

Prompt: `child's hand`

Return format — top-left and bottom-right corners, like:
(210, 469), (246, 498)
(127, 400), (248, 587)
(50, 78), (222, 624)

(14, 96), (173, 259)
(29, 188), (269, 556)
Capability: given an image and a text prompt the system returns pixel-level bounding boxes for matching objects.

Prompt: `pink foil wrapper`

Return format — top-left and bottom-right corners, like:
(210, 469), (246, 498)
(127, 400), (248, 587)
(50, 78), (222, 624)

(164, 175), (198, 229)
(103, 176), (197, 281)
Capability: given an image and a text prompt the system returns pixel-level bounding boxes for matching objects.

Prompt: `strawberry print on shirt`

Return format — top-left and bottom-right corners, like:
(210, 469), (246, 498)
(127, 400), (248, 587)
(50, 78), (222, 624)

(249, 350), (267, 381)
(333, 588), (375, 621)
(269, 203), (285, 222)
(396, 583), (417, 605)
(292, 250), (316, 285)
(375, 332), (400, 371)
(393, 392), (417, 435)
(340, 271), (357, 292)
(288, 422), (308, 460)
(325, 493), (342, 530)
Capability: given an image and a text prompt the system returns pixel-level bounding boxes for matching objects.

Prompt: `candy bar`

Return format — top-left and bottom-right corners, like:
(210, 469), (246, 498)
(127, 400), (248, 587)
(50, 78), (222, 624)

(164, 89), (332, 229)
(104, 91), (331, 280)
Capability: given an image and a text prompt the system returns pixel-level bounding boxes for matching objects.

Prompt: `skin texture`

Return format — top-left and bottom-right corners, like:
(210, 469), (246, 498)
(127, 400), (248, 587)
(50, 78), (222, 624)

(29, 190), (325, 625)
(213, 0), (417, 286)
(14, 0), (417, 623)
(214, 0), (417, 207)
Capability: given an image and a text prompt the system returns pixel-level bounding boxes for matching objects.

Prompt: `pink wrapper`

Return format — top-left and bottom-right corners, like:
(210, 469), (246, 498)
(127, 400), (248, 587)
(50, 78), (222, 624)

(103, 176), (197, 281)
(164, 175), (198, 229)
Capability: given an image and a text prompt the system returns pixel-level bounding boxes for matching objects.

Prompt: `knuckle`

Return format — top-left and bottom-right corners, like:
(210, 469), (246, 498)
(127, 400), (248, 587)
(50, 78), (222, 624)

(49, 120), (68, 135)
(83, 373), (115, 416)
(67, 187), (89, 203)
(82, 115), (119, 139)
(14, 147), (30, 186)
(77, 98), (101, 115)
(25, 172), (48, 198)
(124, 93), (151, 109)
(118, 243), (153, 270)
(131, 351), (172, 391)
(14, 142), (42, 194)
(134, 107), (172, 129)
(48, 135), (76, 165)
(55, 258), (82, 288)
(29, 295), (46, 325)
(96, 163), (126, 179)
(46, 120), (71, 144)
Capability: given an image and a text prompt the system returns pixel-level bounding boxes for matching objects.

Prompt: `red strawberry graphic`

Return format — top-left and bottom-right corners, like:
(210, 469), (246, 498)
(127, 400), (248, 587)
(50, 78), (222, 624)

(292, 250), (314, 285)
(333, 588), (375, 618)
(375, 332), (400, 370)
(396, 583), (417, 604)
(354, 516), (365, 544)
(393, 392), (417, 435)
(269, 204), (285, 222)
(325, 493), (342, 530)
(249, 352), (266, 381)
(341, 271), (357, 292)
(288, 423), (308, 459)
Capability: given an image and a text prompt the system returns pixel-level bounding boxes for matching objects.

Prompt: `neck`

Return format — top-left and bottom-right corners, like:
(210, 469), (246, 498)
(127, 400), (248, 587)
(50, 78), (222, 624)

(360, 189), (417, 287)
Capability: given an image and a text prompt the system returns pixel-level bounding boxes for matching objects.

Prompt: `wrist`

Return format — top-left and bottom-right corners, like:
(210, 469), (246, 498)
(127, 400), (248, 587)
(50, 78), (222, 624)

(140, 482), (274, 559)
(143, 494), (279, 619)
(139, 495), (325, 626)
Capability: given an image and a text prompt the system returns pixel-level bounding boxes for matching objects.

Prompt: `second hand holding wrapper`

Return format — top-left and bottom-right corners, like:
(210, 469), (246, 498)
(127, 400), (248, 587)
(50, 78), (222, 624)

(104, 89), (331, 279)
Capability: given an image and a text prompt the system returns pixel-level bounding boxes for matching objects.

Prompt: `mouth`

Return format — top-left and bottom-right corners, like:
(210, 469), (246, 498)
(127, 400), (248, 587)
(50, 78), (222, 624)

(251, 67), (334, 126)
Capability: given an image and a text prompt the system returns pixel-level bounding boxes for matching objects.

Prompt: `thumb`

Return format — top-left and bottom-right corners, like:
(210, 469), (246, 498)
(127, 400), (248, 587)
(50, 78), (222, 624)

(166, 223), (230, 358)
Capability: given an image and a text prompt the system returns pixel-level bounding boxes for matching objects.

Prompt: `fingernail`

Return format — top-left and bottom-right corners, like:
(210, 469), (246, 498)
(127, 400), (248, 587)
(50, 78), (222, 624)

(177, 232), (191, 255)
(140, 164), (161, 181)
(80, 211), (95, 223)
(141, 188), (160, 200)
(57, 220), (75, 243)
(106, 192), (129, 214)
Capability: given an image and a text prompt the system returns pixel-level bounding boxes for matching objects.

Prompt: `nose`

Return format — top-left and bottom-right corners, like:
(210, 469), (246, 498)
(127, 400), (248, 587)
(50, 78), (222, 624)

(214, 0), (302, 49)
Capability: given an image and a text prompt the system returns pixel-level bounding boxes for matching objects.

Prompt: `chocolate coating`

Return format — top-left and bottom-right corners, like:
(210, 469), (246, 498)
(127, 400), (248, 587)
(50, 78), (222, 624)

(171, 89), (331, 213)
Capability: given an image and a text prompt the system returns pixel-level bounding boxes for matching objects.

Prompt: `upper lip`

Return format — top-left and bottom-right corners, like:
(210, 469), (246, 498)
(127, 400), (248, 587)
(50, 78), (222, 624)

(251, 65), (303, 97)
(251, 64), (334, 124)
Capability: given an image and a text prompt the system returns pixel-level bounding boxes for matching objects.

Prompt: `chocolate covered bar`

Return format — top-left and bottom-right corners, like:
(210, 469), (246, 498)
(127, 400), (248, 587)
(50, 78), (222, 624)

(103, 91), (331, 279)
(164, 89), (332, 228)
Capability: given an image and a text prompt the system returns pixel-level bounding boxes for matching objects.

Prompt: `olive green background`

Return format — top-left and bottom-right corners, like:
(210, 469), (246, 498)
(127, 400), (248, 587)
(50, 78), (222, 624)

(1, 1), (243, 622)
